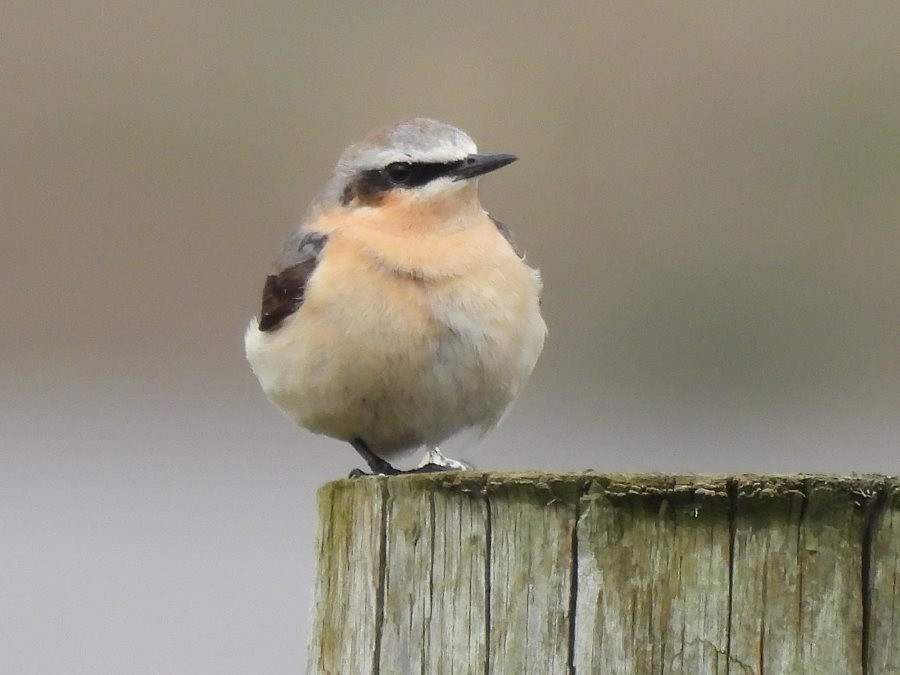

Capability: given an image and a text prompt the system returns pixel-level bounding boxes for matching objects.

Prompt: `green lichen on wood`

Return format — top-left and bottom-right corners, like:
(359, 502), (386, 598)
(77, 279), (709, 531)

(307, 472), (899, 675)
(576, 474), (732, 673)
(868, 482), (900, 673)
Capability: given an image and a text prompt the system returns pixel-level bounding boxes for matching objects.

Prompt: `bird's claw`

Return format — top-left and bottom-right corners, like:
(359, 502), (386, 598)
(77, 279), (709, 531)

(417, 447), (474, 471)
(409, 462), (456, 473)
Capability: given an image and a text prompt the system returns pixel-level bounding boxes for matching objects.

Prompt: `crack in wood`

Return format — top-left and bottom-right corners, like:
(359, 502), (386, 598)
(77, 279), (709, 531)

(861, 481), (889, 675)
(372, 479), (388, 675)
(566, 484), (582, 675)
(307, 473), (899, 674)
(726, 477), (738, 673)
(483, 492), (492, 675)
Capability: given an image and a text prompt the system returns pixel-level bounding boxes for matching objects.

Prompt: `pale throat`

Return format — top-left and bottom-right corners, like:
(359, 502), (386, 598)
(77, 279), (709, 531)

(402, 181), (484, 233)
(343, 186), (493, 279)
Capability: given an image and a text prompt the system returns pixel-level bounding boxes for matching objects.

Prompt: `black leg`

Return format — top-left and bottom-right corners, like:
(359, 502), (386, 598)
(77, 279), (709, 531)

(349, 438), (400, 477)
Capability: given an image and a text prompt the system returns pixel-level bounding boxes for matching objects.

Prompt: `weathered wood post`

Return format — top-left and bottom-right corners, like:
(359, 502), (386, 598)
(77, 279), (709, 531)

(306, 473), (899, 674)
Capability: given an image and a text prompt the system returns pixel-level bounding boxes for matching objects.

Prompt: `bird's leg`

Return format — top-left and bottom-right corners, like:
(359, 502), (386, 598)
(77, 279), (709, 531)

(348, 441), (473, 477)
(349, 438), (401, 478)
(414, 446), (474, 473)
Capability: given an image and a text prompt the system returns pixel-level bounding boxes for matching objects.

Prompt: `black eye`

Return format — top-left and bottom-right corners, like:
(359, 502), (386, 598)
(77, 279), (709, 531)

(385, 162), (413, 184)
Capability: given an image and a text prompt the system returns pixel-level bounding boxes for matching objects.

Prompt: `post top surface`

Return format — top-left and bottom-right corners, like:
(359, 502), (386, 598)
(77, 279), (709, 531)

(320, 471), (898, 502)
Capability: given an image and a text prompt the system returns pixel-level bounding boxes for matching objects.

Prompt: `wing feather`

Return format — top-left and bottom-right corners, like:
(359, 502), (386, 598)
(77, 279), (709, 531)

(489, 214), (523, 259)
(258, 229), (328, 332)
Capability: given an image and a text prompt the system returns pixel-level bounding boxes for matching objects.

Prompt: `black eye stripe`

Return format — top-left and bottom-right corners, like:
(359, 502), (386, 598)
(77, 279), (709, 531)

(386, 160), (464, 187)
(341, 160), (466, 206)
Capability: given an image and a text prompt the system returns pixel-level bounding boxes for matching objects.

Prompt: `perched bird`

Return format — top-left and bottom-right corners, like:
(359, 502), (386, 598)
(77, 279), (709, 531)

(244, 118), (545, 475)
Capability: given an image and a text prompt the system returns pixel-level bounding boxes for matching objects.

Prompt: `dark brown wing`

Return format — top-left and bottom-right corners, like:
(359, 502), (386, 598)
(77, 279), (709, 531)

(258, 230), (328, 332)
(489, 214), (523, 259)
(259, 259), (317, 331)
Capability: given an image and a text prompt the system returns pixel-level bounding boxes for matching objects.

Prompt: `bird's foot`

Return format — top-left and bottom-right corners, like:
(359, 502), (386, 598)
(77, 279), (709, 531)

(348, 440), (474, 478)
(417, 446), (474, 471)
(348, 464), (400, 478)
(349, 438), (401, 477)
(408, 462), (456, 474)
(348, 462), (452, 477)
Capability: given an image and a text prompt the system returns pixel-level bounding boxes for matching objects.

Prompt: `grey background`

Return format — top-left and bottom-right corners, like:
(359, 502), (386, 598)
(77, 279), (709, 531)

(3, 2), (899, 673)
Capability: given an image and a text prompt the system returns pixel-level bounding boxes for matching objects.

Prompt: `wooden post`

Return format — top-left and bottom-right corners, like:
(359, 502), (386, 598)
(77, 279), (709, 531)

(306, 473), (899, 674)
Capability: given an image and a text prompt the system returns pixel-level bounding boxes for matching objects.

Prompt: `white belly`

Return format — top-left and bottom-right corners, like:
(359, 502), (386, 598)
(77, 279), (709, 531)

(245, 250), (545, 458)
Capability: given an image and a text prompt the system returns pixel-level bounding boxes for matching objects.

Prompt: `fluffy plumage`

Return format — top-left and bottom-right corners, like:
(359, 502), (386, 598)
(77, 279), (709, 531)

(245, 119), (545, 471)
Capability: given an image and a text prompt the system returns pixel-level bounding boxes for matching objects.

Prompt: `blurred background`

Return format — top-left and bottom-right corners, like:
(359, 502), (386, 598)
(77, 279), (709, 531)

(2, 2), (899, 673)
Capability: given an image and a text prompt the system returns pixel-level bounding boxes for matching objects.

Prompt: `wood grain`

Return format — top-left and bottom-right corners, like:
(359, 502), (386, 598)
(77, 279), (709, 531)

(868, 481), (900, 673)
(306, 472), (898, 675)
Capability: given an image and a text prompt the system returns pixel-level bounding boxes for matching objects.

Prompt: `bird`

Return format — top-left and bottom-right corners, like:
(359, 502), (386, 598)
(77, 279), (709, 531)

(244, 118), (545, 476)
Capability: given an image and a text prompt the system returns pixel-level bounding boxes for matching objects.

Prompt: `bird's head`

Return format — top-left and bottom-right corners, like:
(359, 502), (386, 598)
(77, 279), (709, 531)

(319, 118), (517, 213)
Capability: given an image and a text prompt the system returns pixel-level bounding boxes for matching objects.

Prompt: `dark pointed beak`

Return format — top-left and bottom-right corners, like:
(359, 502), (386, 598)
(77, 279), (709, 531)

(450, 153), (518, 181)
